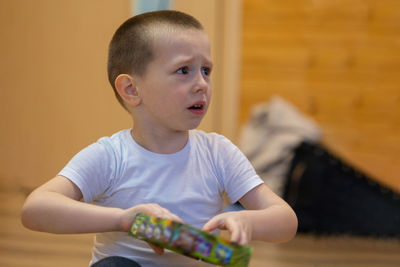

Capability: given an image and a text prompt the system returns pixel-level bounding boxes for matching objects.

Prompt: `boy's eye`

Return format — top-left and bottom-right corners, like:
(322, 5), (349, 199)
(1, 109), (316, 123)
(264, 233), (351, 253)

(202, 67), (211, 76)
(177, 67), (189, 74)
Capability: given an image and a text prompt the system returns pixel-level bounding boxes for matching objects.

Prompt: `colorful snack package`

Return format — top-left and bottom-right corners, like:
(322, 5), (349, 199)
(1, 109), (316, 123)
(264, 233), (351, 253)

(130, 213), (252, 266)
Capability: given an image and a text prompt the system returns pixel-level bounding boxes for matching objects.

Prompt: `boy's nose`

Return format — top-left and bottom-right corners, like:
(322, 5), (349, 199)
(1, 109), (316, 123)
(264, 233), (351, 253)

(193, 72), (209, 93)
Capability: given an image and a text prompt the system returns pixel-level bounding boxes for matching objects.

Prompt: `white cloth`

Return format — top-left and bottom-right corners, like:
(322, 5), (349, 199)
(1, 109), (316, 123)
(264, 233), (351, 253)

(239, 96), (321, 196)
(59, 129), (263, 267)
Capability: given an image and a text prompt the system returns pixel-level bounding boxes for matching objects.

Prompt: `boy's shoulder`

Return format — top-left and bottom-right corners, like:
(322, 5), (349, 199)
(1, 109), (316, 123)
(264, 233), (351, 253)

(94, 129), (132, 153)
(96, 129), (129, 144)
(191, 129), (225, 141)
(190, 130), (235, 150)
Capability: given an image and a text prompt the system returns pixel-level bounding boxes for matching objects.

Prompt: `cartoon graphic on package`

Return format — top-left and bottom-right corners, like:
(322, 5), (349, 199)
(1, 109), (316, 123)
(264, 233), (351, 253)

(130, 213), (252, 266)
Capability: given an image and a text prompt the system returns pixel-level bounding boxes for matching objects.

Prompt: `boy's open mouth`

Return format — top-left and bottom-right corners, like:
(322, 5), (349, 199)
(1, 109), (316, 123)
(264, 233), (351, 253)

(188, 104), (204, 110)
(187, 102), (205, 115)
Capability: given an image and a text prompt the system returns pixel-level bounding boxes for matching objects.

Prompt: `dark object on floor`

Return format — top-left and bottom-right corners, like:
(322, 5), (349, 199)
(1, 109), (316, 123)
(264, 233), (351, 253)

(284, 142), (400, 237)
(91, 256), (141, 267)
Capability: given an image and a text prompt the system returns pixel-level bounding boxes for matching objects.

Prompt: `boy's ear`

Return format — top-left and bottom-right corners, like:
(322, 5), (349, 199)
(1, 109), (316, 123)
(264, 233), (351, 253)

(115, 74), (142, 107)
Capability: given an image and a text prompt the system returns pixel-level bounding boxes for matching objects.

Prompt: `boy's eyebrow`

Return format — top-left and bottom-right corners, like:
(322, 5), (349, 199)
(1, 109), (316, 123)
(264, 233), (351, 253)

(170, 55), (213, 67)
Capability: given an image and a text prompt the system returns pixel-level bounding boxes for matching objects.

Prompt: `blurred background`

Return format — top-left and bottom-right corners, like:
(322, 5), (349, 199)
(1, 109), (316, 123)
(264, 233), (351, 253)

(1, 0), (399, 266)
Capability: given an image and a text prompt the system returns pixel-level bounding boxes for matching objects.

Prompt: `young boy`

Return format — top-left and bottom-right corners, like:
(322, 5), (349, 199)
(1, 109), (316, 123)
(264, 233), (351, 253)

(21, 10), (297, 267)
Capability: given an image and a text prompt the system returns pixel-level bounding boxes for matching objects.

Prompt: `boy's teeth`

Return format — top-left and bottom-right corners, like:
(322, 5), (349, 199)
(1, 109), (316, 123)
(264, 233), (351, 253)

(190, 104), (202, 109)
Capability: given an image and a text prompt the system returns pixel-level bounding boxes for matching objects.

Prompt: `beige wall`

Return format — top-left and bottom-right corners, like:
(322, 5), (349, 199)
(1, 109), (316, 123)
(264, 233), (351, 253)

(0, 0), (132, 188)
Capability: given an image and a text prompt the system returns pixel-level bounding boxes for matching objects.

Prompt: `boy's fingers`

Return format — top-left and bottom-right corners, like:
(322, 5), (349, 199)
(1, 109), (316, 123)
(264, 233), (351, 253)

(230, 232), (240, 244)
(222, 219), (248, 245)
(170, 214), (184, 223)
(202, 216), (223, 232)
(225, 221), (240, 243)
(202, 215), (250, 245)
(139, 204), (184, 223)
(202, 219), (214, 232)
(158, 210), (183, 224)
(228, 221), (250, 245)
(148, 243), (164, 255)
(241, 232), (250, 245)
(232, 229), (247, 245)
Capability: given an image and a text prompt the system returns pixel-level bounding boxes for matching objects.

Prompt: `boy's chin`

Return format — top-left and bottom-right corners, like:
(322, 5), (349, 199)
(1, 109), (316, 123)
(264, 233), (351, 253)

(171, 117), (205, 132)
(178, 123), (202, 132)
(188, 120), (204, 130)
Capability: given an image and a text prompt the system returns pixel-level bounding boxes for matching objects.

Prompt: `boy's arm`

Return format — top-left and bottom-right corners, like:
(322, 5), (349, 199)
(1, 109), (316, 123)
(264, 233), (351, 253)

(202, 184), (298, 244)
(21, 176), (182, 234)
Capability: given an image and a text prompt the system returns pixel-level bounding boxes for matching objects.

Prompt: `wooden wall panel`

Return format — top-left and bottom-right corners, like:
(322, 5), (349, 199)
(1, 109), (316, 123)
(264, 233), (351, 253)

(0, 0), (132, 189)
(240, 0), (400, 192)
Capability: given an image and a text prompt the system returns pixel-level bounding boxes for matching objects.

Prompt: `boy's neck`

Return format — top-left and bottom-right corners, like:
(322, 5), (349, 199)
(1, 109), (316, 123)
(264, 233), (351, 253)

(130, 126), (189, 154)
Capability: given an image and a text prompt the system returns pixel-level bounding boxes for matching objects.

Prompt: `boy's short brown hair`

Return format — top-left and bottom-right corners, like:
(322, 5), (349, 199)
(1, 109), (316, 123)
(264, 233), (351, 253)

(107, 10), (204, 108)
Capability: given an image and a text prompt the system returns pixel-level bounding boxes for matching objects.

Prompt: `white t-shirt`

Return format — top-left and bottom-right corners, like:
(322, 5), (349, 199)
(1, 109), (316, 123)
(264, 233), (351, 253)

(59, 129), (263, 266)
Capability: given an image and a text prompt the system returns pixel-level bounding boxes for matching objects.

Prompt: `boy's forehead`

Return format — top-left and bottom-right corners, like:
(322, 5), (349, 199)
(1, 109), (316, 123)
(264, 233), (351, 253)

(151, 25), (207, 42)
(151, 26), (210, 53)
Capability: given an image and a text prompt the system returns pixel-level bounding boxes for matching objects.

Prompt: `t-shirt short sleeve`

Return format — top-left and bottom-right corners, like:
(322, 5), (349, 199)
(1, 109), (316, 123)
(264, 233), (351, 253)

(211, 134), (264, 204)
(58, 138), (116, 203)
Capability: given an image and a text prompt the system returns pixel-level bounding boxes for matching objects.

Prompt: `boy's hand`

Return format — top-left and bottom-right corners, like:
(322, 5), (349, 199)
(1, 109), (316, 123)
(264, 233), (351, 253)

(202, 211), (252, 245)
(119, 203), (183, 255)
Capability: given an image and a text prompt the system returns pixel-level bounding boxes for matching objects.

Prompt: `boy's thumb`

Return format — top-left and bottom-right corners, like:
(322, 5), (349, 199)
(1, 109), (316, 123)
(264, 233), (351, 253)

(202, 216), (222, 232)
(148, 243), (164, 255)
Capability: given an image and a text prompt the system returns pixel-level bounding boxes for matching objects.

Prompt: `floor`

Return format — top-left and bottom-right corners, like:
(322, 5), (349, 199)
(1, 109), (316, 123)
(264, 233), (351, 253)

(1, 188), (400, 267)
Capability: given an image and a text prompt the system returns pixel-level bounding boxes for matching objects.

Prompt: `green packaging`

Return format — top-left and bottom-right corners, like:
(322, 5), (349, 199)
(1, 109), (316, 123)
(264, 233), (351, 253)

(130, 213), (252, 266)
